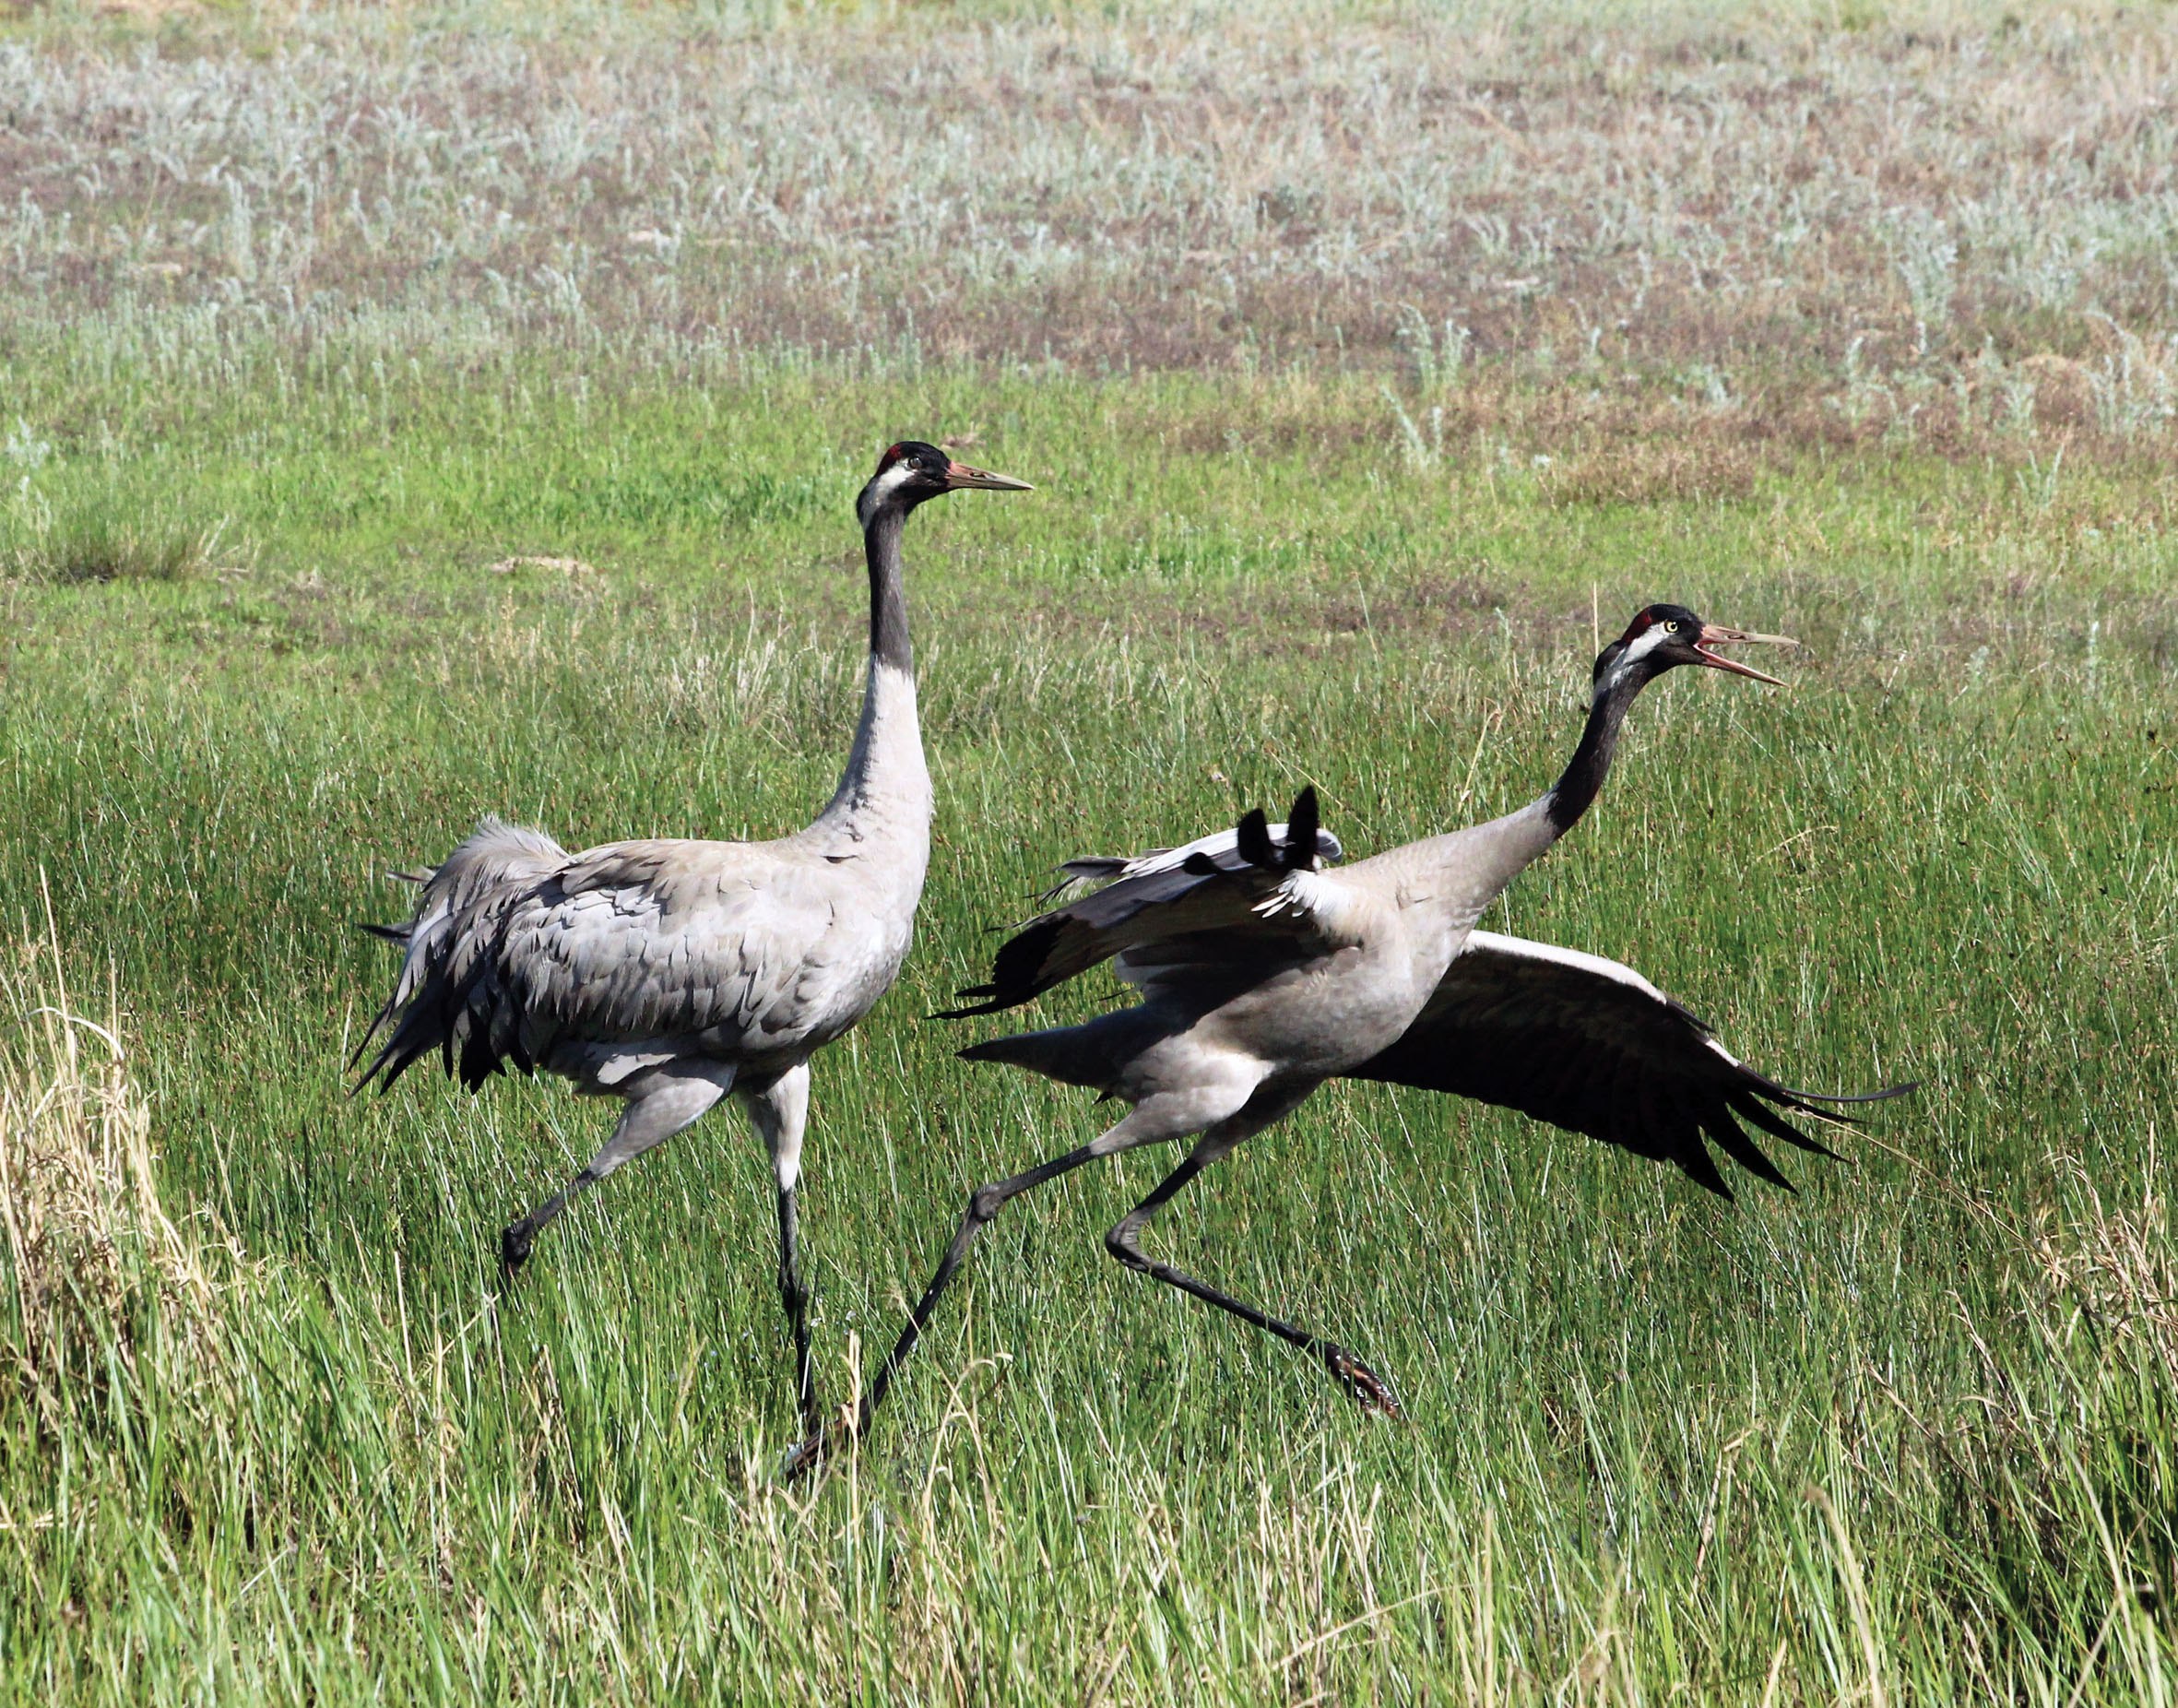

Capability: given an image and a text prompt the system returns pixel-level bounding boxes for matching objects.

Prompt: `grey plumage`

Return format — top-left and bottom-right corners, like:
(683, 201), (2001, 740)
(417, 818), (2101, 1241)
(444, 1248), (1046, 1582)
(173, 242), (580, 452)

(353, 817), (574, 1089)
(354, 442), (1030, 1434)
(355, 824), (913, 1095)
(942, 810), (1347, 1020)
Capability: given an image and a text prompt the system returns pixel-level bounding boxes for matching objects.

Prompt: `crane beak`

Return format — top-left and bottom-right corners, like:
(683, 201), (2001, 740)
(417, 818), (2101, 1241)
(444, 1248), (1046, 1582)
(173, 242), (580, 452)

(1692, 623), (1796, 686)
(944, 461), (1035, 492)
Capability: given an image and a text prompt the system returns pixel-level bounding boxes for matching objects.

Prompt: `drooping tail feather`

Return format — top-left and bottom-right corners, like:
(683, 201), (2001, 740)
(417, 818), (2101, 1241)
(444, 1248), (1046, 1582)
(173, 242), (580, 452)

(955, 1009), (1170, 1097)
(349, 816), (570, 1094)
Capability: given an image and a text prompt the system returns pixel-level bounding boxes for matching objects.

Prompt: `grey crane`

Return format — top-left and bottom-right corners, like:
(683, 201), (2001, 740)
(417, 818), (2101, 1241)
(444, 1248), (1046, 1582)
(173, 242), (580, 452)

(353, 441), (1031, 1430)
(796, 604), (1908, 1465)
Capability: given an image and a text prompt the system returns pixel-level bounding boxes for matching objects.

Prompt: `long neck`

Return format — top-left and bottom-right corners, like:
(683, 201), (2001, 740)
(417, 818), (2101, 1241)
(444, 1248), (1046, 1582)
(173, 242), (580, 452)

(1403, 663), (1656, 931)
(1542, 666), (1648, 838)
(865, 504), (911, 672)
(815, 501), (929, 836)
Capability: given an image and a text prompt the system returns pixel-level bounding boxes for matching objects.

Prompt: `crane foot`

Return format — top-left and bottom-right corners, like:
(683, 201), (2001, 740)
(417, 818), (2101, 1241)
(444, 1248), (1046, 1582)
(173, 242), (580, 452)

(779, 1429), (828, 1483)
(500, 1219), (536, 1283)
(1320, 1344), (1403, 1419)
(780, 1403), (867, 1482)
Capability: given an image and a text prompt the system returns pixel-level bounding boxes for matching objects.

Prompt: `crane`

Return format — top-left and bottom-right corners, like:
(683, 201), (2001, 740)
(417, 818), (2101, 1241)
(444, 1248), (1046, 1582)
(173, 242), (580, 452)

(796, 604), (1908, 1465)
(353, 441), (1032, 1432)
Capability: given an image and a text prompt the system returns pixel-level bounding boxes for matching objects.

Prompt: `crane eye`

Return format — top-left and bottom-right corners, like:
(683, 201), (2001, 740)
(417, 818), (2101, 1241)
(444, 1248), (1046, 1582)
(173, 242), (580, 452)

(1664, 620), (1682, 633)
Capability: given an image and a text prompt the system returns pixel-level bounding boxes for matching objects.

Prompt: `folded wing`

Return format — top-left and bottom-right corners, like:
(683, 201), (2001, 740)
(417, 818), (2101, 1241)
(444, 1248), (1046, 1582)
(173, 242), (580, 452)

(941, 787), (1352, 1017)
(1341, 930), (1912, 1196)
(353, 824), (840, 1092)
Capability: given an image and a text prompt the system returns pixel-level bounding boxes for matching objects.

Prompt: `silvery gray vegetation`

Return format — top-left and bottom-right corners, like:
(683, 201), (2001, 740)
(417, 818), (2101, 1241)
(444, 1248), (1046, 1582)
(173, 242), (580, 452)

(1, 3), (2173, 440)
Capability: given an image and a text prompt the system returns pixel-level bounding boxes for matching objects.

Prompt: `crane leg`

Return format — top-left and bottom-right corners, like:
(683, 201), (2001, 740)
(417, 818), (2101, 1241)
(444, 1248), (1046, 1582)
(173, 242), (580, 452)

(500, 1064), (734, 1280)
(741, 1065), (820, 1431)
(782, 1081), (1255, 1479)
(1101, 1101), (1402, 1419)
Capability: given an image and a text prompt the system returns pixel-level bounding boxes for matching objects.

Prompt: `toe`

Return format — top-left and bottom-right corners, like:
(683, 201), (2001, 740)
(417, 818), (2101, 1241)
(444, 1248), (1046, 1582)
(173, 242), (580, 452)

(779, 1432), (826, 1482)
(1322, 1346), (1403, 1417)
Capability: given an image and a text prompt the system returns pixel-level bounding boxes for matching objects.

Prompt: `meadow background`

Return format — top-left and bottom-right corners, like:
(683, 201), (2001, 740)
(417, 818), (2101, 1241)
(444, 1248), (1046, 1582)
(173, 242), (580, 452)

(2, 0), (2175, 1700)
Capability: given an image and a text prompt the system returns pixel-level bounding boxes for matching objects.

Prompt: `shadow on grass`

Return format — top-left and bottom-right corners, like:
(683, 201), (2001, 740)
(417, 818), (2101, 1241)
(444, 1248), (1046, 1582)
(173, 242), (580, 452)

(2, 496), (239, 586)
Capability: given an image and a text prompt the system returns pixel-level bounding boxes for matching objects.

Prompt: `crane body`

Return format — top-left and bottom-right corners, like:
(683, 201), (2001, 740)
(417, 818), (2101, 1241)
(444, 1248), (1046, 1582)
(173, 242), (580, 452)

(354, 443), (1031, 1431)
(788, 606), (1909, 1471)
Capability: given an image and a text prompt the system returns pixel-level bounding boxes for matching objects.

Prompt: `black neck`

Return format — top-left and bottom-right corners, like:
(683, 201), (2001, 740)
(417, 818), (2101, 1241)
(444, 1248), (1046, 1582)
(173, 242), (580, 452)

(863, 504), (912, 673)
(1544, 665), (1650, 836)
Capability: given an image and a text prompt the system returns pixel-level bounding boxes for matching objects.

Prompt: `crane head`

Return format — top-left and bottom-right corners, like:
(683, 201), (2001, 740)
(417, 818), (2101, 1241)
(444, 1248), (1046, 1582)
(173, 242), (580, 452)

(1594, 604), (1797, 691)
(858, 441), (1034, 522)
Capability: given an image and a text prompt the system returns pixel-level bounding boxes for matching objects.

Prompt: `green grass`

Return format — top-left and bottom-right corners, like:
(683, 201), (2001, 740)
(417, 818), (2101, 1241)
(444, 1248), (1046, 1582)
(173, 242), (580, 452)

(0, 352), (2173, 1702)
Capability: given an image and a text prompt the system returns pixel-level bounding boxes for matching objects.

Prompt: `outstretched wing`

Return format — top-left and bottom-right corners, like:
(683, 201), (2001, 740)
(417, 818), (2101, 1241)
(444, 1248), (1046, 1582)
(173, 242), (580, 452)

(941, 787), (1356, 1018)
(1341, 931), (1913, 1197)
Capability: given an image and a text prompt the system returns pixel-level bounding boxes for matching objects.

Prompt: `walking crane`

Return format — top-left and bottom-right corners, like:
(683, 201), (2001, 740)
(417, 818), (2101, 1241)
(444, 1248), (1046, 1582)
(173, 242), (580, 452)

(354, 442), (1031, 1432)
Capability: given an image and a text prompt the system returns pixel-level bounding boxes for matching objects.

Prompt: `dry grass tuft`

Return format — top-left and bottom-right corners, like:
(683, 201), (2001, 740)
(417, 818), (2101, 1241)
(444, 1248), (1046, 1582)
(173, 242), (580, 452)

(0, 908), (233, 1433)
(487, 554), (598, 577)
(2034, 1156), (2178, 1385)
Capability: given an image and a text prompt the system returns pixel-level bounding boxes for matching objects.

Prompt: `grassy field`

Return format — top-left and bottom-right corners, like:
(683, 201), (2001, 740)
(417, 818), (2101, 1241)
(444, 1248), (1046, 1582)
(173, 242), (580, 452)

(5, 3), (2178, 1703)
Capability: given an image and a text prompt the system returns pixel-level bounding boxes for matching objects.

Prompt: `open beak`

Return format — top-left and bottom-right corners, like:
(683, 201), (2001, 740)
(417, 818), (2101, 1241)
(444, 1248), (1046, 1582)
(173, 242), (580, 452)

(1692, 622), (1796, 686)
(944, 460), (1034, 492)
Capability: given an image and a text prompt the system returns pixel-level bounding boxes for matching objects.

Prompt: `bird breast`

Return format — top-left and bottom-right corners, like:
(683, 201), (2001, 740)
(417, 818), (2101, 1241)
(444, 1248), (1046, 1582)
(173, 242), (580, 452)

(765, 857), (927, 1050)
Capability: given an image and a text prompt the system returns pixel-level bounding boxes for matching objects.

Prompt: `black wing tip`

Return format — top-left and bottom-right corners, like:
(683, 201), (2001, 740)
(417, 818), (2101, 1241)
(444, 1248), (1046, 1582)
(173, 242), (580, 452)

(356, 920), (410, 944)
(977, 918), (1069, 1005)
(1702, 1111), (1799, 1192)
(1785, 1079), (1919, 1106)
(1235, 807), (1277, 869)
(1284, 786), (1320, 871)
(1729, 1087), (1847, 1161)
(1678, 1150), (1737, 1201)
(936, 978), (1021, 1020)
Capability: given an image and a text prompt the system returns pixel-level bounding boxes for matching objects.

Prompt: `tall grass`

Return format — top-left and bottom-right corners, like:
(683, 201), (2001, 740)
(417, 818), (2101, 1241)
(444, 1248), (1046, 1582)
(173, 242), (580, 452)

(0, 497), (232, 585)
(0, 361), (2172, 1697)
(4, 0), (2178, 452)
(0, 0), (2173, 1698)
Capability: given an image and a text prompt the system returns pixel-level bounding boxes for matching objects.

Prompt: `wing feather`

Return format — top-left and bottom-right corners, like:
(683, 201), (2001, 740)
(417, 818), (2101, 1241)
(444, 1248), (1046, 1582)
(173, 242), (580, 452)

(1341, 930), (1912, 1196)
(943, 788), (1354, 1017)
(355, 828), (849, 1092)
(1040, 817), (1344, 902)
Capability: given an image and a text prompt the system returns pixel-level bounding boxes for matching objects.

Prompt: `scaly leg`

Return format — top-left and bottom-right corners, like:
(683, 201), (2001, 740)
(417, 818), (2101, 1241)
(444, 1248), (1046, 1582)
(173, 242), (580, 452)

(1102, 1115), (1402, 1417)
(501, 1063), (735, 1279)
(741, 1065), (820, 1431)
(783, 1081), (1259, 1479)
